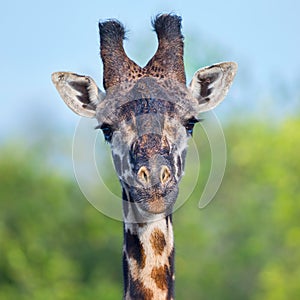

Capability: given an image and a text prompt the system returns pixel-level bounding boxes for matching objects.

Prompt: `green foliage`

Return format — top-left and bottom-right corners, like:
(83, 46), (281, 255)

(0, 146), (122, 299)
(1, 118), (300, 299)
(175, 118), (300, 299)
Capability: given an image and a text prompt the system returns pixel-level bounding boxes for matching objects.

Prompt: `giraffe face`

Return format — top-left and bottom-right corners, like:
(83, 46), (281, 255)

(110, 123), (184, 215)
(95, 78), (197, 215)
(52, 14), (237, 220)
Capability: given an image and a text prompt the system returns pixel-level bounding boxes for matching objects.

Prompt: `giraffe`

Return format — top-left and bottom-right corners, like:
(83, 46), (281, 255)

(52, 14), (237, 300)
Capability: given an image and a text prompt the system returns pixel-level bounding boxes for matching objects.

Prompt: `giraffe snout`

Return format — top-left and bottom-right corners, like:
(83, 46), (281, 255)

(137, 165), (172, 187)
(129, 160), (178, 215)
(137, 166), (150, 185)
(160, 165), (171, 185)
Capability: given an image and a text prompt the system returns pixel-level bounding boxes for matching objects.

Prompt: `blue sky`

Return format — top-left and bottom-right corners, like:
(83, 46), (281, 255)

(1, 0), (299, 141)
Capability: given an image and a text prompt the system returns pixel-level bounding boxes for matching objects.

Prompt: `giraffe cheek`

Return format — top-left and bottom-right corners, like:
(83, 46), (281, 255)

(112, 154), (122, 175)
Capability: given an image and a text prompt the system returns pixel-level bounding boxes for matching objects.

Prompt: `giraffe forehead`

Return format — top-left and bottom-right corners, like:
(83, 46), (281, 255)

(132, 134), (170, 155)
(96, 77), (198, 125)
(117, 99), (187, 144)
(118, 98), (177, 122)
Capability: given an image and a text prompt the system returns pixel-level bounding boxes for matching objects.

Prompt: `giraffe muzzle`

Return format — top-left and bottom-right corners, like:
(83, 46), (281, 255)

(137, 165), (171, 187)
(124, 158), (178, 215)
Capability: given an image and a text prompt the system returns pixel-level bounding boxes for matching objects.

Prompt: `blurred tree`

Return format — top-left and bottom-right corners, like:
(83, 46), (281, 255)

(0, 146), (122, 300)
(173, 118), (300, 299)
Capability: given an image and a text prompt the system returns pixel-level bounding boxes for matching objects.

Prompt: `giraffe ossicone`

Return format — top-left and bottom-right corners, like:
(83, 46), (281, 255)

(52, 13), (237, 300)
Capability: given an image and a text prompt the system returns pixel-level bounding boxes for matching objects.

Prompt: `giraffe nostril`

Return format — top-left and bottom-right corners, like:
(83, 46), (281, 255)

(137, 166), (150, 185)
(160, 165), (171, 185)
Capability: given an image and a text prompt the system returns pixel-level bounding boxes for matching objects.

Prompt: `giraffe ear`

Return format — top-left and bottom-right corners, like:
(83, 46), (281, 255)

(51, 72), (105, 118)
(188, 62), (237, 113)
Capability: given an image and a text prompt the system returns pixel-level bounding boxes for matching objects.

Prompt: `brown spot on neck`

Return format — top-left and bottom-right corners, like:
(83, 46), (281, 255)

(150, 228), (167, 255)
(151, 265), (168, 291)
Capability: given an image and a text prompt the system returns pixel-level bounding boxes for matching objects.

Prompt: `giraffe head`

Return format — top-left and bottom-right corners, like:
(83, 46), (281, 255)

(52, 14), (237, 222)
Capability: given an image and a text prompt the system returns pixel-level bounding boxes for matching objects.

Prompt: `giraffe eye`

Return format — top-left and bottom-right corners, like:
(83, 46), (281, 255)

(99, 123), (113, 142)
(184, 117), (199, 136)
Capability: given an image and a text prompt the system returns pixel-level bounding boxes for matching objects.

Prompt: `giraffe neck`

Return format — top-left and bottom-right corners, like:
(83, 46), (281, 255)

(122, 212), (175, 300)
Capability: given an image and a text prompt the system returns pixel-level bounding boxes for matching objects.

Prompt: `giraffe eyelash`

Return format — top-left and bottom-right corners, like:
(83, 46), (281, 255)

(95, 123), (114, 142)
(184, 117), (201, 136)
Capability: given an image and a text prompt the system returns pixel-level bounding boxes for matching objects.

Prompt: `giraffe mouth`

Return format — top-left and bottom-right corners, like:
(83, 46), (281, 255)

(124, 182), (179, 216)
(147, 196), (167, 214)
